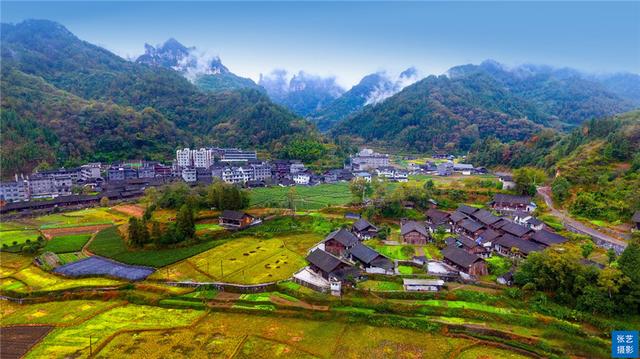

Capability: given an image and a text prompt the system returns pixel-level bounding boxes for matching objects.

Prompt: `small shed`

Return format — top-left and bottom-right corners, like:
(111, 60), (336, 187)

(403, 279), (445, 292)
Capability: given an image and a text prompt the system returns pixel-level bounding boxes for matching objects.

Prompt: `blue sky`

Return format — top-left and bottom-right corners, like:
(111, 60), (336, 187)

(2, 1), (639, 87)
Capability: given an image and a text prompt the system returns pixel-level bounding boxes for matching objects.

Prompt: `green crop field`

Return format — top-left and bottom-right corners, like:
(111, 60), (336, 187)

(87, 226), (228, 268)
(32, 208), (128, 229)
(2, 265), (122, 293)
(150, 236), (308, 284)
(249, 183), (353, 210)
(95, 311), (473, 358)
(0, 229), (40, 247)
(358, 280), (403, 291)
(26, 305), (203, 358)
(44, 233), (92, 253)
(1, 300), (123, 326)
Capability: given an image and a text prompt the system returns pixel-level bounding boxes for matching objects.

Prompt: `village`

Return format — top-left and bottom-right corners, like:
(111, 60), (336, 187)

(1, 146), (637, 358)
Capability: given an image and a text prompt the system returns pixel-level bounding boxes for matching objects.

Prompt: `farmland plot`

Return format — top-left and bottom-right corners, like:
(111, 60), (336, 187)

(0, 229), (40, 247)
(0, 326), (53, 359)
(33, 208), (128, 229)
(26, 305), (203, 359)
(150, 236), (307, 284)
(43, 233), (92, 253)
(54, 256), (155, 281)
(1, 300), (123, 326)
(4, 265), (122, 293)
(250, 183), (353, 210)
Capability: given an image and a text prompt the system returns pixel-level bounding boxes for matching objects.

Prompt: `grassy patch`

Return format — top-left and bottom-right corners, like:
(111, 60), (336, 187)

(87, 226), (228, 268)
(44, 233), (92, 253)
(250, 183), (352, 210)
(3, 265), (121, 293)
(0, 230), (40, 247)
(33, 208), (128, 229)
(367, 243), (414, 260)
(359, 280), (403, 291)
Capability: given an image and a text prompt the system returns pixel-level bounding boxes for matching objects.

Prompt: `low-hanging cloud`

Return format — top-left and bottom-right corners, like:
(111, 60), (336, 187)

(364, 67), (421, 105)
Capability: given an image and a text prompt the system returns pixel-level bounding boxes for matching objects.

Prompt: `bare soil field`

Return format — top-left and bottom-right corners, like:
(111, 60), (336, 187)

(41, 224), (111, 240)
(0, 325), (53, 359)
(111, 204), (145, 218)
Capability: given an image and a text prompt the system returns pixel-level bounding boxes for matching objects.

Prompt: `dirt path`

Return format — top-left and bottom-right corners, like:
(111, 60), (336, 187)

(80, 230), (101, 256)
(41, 224), (111, 240)
(537, 187), (627, 253)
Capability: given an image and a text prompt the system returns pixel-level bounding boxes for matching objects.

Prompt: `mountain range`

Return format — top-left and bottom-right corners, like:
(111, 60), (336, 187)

(1, 19), (639, 175)
(0, 20), (315, 175)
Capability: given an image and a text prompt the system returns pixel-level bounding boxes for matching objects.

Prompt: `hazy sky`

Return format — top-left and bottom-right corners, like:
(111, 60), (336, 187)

(2, 1), (639, 88)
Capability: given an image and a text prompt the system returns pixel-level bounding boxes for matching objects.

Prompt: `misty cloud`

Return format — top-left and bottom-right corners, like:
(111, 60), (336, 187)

(364, 67), (420, 105)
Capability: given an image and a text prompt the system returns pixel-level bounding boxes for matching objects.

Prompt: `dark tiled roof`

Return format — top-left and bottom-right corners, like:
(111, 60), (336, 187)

(449, 211), (468, 224)
(491, 219), (510, 229)
(531, 230), (567, 246)
(349, 243), (385, 265)
(442, 245), (483, 268)
(495, 234), (544, 254)
(458, 218), (484, 233)
(401, 221), (429, 237)
(306, 249), (348, 273)
(220, 210), (252, 221)
(426, 209), (450, 224)
(501, 222), (532, 238)
(472, 209), (501, 226)
(447, 235), (478, 249)
(353, 218), (377, 232)
(457, 205), (479, 216)
(477, 229), (501, 243)
(325, 228), (359, 247)
(492, 194), (532, 205)
(632, 211), (640, 223)
(526, 217), (543, 226)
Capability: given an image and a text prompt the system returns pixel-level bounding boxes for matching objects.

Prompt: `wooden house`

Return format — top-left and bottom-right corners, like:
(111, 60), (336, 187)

(348, 243), (394, 274)
(306, 249), (358, 282)
(490, 194), (536, 213)
(351, 219), (379, 240)
(219, 210), (258, 229)
(425, 208), (450, 226)
(446, 235), (488, 257)
(530, 230), (567, 247)
(456, 218), (485, 238)
(322, 228), (359, 257)
(493, 234), (544, 259)
(442, 245), (488, 276)
(401, 220), (429, 245)
(499, 222), (533, 239)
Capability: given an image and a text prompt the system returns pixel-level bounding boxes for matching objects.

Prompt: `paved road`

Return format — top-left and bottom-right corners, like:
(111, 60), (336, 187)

(537, 186), (627, 253)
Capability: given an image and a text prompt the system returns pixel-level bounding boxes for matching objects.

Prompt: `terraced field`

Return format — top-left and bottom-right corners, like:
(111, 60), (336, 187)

(1, 265), (122, 293)
(30, 208), (129, 229)
(149, 236), (310, 284)
(43, 233), (92, 253)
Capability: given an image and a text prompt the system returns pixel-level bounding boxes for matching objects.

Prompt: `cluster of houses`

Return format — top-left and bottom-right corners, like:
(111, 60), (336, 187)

(407, 161), (487, 177)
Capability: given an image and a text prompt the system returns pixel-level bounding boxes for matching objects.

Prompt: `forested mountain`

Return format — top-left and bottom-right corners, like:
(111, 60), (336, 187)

(136, 38), (262, 93)
(311, 68), (419, 131)
(447, 60), (636, 125)
(0, 20), (316, 175)
(259, 70), (345, 117)
(469, 110), (640, 222)
(330, 60), (637, 151)
(331, 72), (548, 152)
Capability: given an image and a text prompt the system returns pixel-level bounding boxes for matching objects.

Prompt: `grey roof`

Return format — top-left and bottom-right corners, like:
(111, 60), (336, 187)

(401, 221), (429, 237)
(457, 205), (479, 215)
(220, 210), (253, 221)
(403, 279), (445, 286)
(492, 194), (532, 205)
(426, 209), (450, 224)
(526, 217), (544, 226)
(353, 218), (377, 232)
(632, 211), (640, 223)
(442, 245), (484, 268)
(449, 211), (468, 224)
(491, 219), (510, 229)
(325, 228), (359, 247)
(447, 235), (478, 249)
(349, 243), (381, 264)
(477, 229), (501, 243)
(306, 249), (349, 273)
(501, 222), (532, 238)
(531, 230), (567, 246)
(495, 234), (544, 254)
(458, 218), (484, 233)
(472, 209), (501, 226)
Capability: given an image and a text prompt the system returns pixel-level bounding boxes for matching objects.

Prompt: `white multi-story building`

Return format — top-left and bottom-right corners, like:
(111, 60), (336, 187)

(80, 163), (102, 180)
(222, 167), (253, 184)
(181, 168), (197, 183)
(0, 176), (29, 202)
(192, 148), (214, 168)
(293, 173), (311, 185)
(29, 174), (72, 198)
(251, 163), (272, 181)
(176, 148), (193, 167)
(350, 149), (389, 171)
(290, 161), (306, 174)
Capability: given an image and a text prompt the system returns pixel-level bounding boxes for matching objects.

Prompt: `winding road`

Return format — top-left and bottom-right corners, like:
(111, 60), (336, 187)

(537, 186), (628, 254)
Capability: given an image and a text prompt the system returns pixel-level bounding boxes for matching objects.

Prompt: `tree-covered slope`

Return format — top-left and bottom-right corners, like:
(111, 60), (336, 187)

(0, 20), (316, 174)
(331, 73), (547, 152)
(469, 110), (640, 222)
